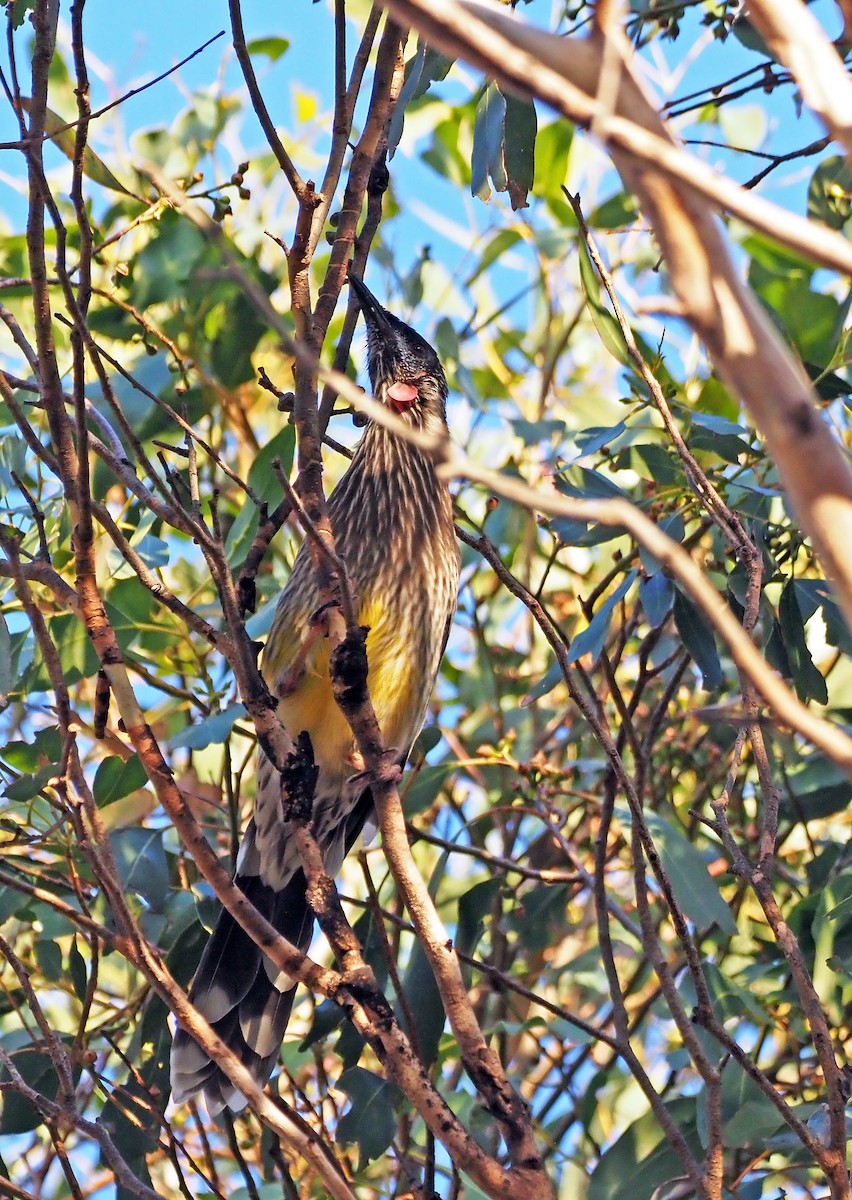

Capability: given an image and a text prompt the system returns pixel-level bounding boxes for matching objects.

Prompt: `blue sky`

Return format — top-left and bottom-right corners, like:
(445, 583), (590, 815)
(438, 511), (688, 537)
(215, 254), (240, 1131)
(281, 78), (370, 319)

(0, 0), (835, 284)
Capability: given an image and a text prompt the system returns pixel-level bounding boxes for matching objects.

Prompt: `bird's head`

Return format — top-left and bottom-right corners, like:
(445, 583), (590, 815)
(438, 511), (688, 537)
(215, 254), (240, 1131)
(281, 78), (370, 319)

(348, 273), (448, 427)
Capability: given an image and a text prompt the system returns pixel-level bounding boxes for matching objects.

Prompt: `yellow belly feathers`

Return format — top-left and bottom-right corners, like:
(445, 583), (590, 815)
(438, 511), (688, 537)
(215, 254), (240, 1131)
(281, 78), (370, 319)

(272, 594), (416, 781)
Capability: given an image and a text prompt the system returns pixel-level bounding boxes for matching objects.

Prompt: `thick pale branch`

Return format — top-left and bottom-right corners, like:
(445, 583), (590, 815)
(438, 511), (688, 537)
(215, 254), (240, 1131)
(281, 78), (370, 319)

(745, 0), (852, 160)
(450, 451), (852, 773)
(272, 354), (852, 774)
(376, 0), (852, 670)
(379, 0), (852, 277)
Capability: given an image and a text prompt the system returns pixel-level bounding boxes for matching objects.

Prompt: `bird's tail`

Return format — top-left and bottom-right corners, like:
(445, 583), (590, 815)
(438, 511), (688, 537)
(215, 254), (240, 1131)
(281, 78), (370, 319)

(170, 868), (313, 1115)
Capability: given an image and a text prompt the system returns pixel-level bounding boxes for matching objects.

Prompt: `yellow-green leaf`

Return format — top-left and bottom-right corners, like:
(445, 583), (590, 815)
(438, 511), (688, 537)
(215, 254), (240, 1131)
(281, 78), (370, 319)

(20, 98), (142, 200)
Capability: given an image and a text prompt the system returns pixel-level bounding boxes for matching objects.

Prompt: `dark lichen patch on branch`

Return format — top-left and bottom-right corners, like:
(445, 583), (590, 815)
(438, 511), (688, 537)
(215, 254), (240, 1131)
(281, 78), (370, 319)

(280, 730), (319, 823)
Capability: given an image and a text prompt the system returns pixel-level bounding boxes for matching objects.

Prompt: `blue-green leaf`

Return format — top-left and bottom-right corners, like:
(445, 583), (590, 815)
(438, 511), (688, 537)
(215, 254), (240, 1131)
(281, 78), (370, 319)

(471, 83), (506, 202)
(93, 754), (149, 807)
(619, 807), (737, 935)
(640, 572), (674, 628)
(337, 1068), (401, 1168)
(672, 589), (722, 690)
(502, 91), (537, 210)
(108, 828), (169, 912)
(778, 580), (828, 704)
(521, 660), (564, 708)
(567, 570), (637, 666)
(170, 702), (246, 750)
(639, 514), (684, 576)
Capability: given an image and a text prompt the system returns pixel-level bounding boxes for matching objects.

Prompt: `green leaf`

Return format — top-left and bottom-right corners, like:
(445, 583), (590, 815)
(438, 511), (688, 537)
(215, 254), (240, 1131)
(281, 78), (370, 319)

(588, 190), (638, 229)
(93, 754), (148, 807)
(226, 426), (297, 563)
(470, 84), (536, 209)
(742, 232), (816, 280)
(688, 428), (752, 463)
(69, 937), (88, 1001)
(573, 421), (627, 456)
(730, 16), (772, 57)
(632, 442), (683, 486)
(232, 1187), (285, 1200)
(457, 878), (501, 959)
(639, 572), (674, 628)
(502, 91), (537, 211)
(336, 1067), (401, 1169)
(20, 99), (141, 199)
(299, 1000), (346, 1052)
(471, 82), (506, 202)
(567, 570), (637, 666)
(35, 940), (62, 982)
(399, 938), (444, 1067)
(31, 612), (97, 687)
(810, 871), (852, 1015)
(108, 828), (170, 912)
(1, 727), (61, 773)
(246, 36), (290, 61)
(777, 580), (828, 704)
(422, 109), (471, 188)
(701, 961), (769, 1025)
(672, 589), (722, 690)
(810, 362), (852, 400)
(466, 228), (523, 286)
(751, 269), (842, 367)
(619, 809), (736, 935)
(638, 513), (684, 576)
(0, 1049), (56, 1133)
(549, 517), (621, 547)
(557, 465), (631, 502)
(589, 1097), (702, 1200)
(808, 156), (852, 232)
(170, 701), (246, 750)
(388, 42), (452, 158)
(505, 883), (571, 951)
(786, 753), (850, 821)
(248, 426), (297, 501)
(99, 1077), (161, 1167)
(0, 885), (30, 924)
(699, 1056), (784, 1149)
(577, 242), (631, 367)
(401, 763), (453, 814)
(718, 104), (767, 153)
(808, 581), (852, 654)
(5, 763), (59, 802)
(532, 120), (573, 202)
(9, 0), (36, 29)
(131, 210), (207, 309)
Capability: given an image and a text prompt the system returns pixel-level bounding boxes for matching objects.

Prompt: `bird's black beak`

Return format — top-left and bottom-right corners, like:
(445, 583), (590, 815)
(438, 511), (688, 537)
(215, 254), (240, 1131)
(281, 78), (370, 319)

(348, 272), (393, 335)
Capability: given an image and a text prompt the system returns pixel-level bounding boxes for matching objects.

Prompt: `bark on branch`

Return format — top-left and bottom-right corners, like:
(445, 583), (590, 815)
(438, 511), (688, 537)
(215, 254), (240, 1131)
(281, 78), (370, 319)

(377, 0), (852, 676)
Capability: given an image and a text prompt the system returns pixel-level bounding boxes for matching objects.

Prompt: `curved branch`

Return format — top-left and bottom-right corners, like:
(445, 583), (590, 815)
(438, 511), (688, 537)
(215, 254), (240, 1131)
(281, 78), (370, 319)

(371, 0), (852, 715)
(745, 0), (852, 159)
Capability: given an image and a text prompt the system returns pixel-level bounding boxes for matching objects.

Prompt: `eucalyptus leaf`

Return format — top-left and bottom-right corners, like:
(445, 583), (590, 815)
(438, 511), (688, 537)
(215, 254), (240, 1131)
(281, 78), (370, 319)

(619, 808), (737, 935)
(567, 570), (637, 666)
(93, 754), (149, 807)
(672, 589), (723, 690)
(337, 1068), (402, 1169)
(778, 580), (828, 704)
(639, 572), (674, 628)
(170, 702), (246, 750)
